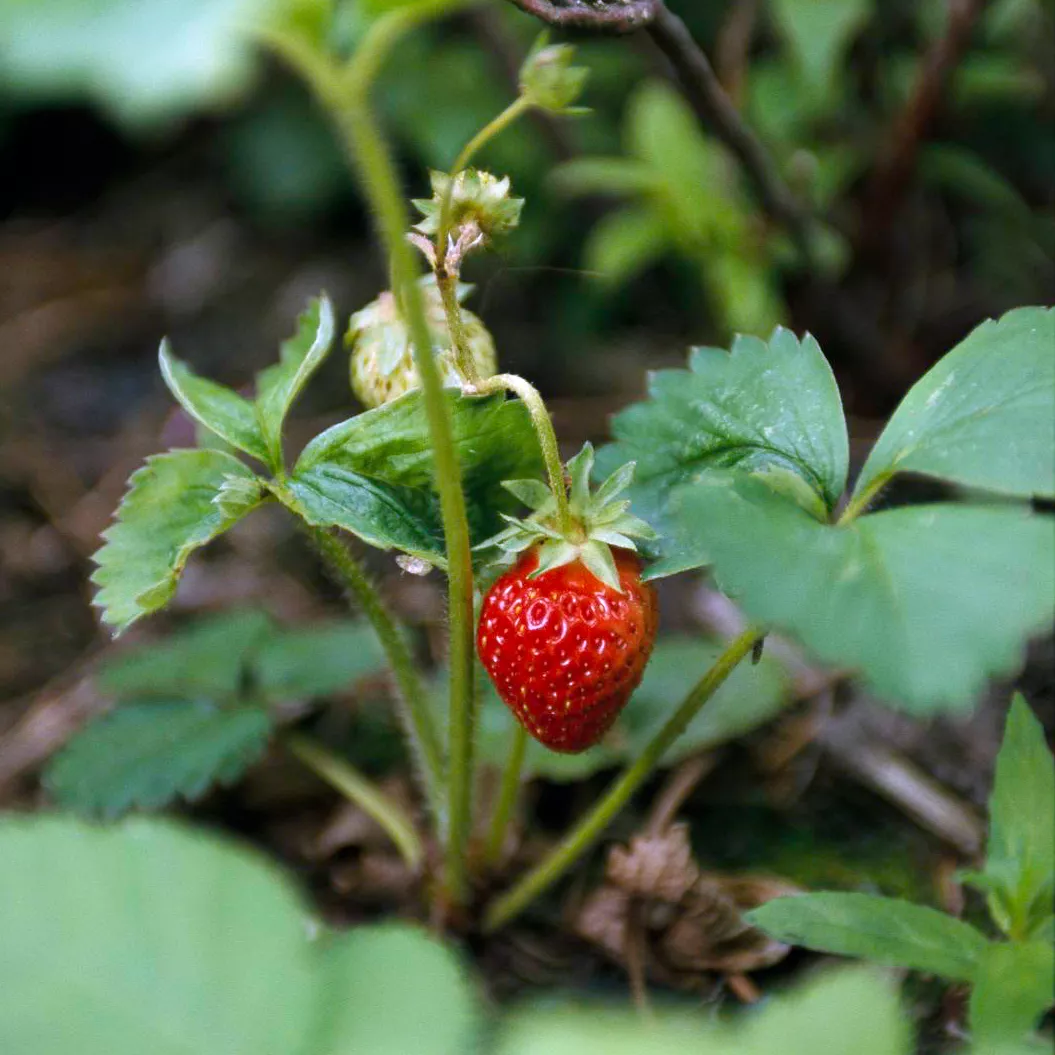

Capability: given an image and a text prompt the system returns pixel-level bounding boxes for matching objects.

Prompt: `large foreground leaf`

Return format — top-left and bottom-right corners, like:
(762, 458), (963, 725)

(45, 700), (273, 818)
(92, 450), (262, 634)
(748, 893), (988, 980)
(287, 390), (544, 563)
(596, 328), (848, 548)
(853, 306), (1055, 502)
(0, 817), (315, 1055)
(656, 474), (1055, 712)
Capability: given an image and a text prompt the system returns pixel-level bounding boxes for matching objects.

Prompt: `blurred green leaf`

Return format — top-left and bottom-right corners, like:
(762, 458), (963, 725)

(552, 157), (659, 197)
(655, 474), (1055, 712)
(496, 967), (909, 1054)
(98, 608), (275, 699)
(0, 816), (315, 1054)
(159, 343), (270, 463)
(254, 295), (336, 469)
(0, 0), (276, 128)
(288, 390), (544, 563)
(315, 923), (481, 1054)
(583, 205), (668, 285)
(45, 700), (273, 819)
(970, 695), (1055, 939)
(853, 307), (1055, 503)
(748, 892), (988, 980)
(771, 0), (872, 93)
(969, 940), (1055, 1047)
(92, 451), (262, 635)
(596, 327), (848, 560)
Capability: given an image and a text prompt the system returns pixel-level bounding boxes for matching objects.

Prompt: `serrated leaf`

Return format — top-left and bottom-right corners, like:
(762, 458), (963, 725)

(970, 941), (1055, 1047)
(0, 816), (315, 1054)
(44, 700), (273, 819)
(288, 390), (544, 563)
(92, 450), (262, 634)
(655, 474), (1055, 712)
(975, 695), (1055, 938)
(853, 307), (1055, 503)
(747, 892), (989, 980)
(160, 342), (270, 462)
(98, 608), (276, 699)
(315, 923), (481, 1055)
(254, 620), (385, 700)
(254, 294), (336, 469)
(596, 328), (848, 558)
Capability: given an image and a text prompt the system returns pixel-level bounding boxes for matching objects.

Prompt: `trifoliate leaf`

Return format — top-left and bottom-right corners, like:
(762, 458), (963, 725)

(254, 294), (336, 468)
(0, 817), (316, 1054)
(92, 451), (262, 635)
(853, 306), (1055, 503)
(44, 700), (273, 819)
(596, 328), (849, 558)
(658, 473), (1055, 712)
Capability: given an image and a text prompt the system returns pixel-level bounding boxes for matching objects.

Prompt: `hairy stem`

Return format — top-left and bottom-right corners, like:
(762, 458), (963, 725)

(303, 525), (445, 820)
(286, 733), (424, 870)
(470, 373), (571, 535)
(483, 628), (762, 930)
(437, 272), (480, 382)
(484, 724), (528, 867)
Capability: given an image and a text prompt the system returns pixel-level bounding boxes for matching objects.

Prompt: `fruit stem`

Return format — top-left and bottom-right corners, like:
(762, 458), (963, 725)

(285, 733), (424, 871)
(482, 627), (763, 931)
(301, 524), (445, 826)
(469, 373), (572, 536)
(263, 12), (479, 902)
(484, 724), (528, 869)
(436, 271), (480, 383)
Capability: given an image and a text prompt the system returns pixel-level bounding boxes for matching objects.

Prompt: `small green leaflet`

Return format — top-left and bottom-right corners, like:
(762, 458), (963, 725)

(45, 701), (273, 819)
(747, 892), (989, 981)
(771, 0), (871, 92)
(287, 389), (545, 564)
(596, 325), (849, 549)
(656, 474), (1055, 712)
(853, 306), (1055, 502)
(92, 450), (262, 635)
(970, 695), (1055, 939)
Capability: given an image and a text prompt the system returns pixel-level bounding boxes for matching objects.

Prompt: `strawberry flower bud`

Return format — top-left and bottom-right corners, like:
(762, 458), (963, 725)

(519, 34), (588, 113)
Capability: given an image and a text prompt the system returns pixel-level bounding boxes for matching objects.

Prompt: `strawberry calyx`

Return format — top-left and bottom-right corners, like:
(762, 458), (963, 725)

(481, 443), (657, 593)
(412, 169), (524, 244)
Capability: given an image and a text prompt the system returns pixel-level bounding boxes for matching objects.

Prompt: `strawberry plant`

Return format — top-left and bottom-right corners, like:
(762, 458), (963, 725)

(2, 0), (1053, 1051)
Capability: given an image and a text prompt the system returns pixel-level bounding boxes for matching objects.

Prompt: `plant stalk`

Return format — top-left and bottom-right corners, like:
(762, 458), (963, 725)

(836, 472), (891, 526)
(303, 525), (445, 821)
(469, 373), (571, 535)
(483, 627), (763, 930)
(436, 272), (480, 382)
(484, 724), (528, 868)
(286, 733), (424, 870)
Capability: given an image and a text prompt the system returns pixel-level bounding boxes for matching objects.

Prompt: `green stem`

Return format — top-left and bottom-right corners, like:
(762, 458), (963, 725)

(302, 524), (445, 822)
(836, 472), (891, 526)
(437, 271), (479, 383)
(484, 724), (528, 868)
(470, 373), (571, 535)
(286, 733), (424, 871)
(482, 628), (763, 931)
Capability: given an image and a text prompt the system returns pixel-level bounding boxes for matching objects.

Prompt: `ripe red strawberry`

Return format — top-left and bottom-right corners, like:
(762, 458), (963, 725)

(476, 443), (659, 753)
(478, 546), (657, 752)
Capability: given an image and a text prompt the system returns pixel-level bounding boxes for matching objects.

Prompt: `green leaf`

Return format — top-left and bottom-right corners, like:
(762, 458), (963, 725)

(771, 0), (871, 92)
(315, 923), (481, 1055)
(254, 294), (336, 469)
(656, 475), (1055, 711)
(98, 608), (276, 700)
(254, 620), (385, 700)
(975, 694), (1055, 938)
(853, 307), (1055, 503)
(747, 892), (988, 980)
(44, 700), (273, 819)
(496, 967), (909, 1055)
(583, 205), (669, 286)
(0, 816), (315, 1054)
(159, 341), (269, 462)
(288, 390), (544, 563)
(92, 450), (262, 635)
(970, 941), (1055, 1047)
(596, 328), (849, 553)
(552, 156), (660, 197)
(0, 0), (275, 129)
